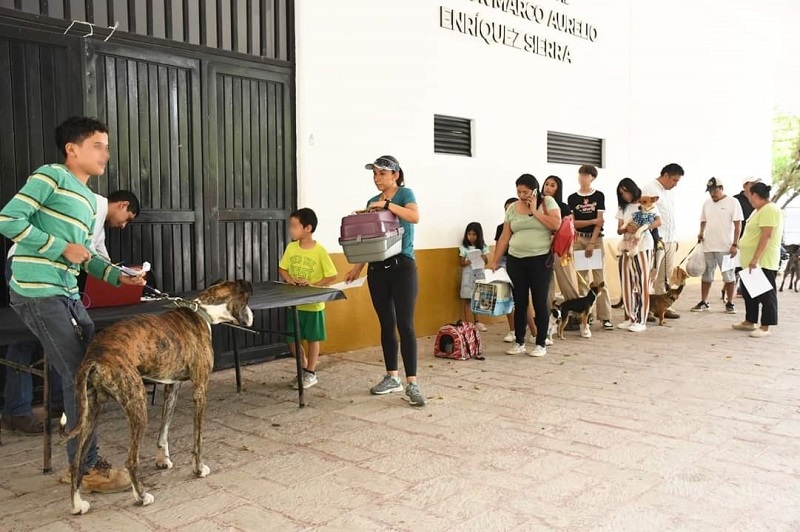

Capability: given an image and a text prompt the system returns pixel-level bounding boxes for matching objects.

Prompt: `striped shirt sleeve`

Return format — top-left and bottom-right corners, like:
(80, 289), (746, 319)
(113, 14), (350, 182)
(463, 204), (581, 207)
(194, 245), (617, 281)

(0, 174), (69, 261)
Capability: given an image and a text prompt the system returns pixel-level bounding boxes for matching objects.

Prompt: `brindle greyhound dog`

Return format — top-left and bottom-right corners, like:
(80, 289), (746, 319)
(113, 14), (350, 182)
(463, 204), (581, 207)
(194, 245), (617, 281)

(61, 280), (254, 515)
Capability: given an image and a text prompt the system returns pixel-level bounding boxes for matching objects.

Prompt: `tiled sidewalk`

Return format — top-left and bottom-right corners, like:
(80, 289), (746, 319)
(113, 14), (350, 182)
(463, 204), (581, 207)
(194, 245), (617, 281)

(2, 283), (800, 531)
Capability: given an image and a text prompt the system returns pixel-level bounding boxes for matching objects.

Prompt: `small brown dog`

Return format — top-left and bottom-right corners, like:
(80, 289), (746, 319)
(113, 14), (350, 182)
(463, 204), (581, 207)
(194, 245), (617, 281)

(650, 267), (688, 325)
(61, 280), (254, 515)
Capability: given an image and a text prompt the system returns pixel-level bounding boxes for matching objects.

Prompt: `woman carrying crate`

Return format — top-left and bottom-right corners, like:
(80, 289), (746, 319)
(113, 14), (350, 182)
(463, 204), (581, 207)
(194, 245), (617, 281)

(344, 155), (426, 407)
(488, 174), (561, 357)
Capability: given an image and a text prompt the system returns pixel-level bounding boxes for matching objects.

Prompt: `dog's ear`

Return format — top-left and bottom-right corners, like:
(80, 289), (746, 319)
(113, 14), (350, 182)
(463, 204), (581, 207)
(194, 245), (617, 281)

(236, 279), (253, 296)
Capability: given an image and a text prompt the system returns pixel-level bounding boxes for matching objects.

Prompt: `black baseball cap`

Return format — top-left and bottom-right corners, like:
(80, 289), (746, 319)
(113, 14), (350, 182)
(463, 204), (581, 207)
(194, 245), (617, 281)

(705, 177), (723, 192)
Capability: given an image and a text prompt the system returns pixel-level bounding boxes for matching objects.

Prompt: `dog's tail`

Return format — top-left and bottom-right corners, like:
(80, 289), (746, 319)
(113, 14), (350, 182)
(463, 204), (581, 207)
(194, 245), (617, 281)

(59, 361), (95, 440)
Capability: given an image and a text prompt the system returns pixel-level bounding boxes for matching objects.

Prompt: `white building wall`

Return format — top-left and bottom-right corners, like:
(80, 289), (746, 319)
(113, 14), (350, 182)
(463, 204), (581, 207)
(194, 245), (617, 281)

(295, 0), (780, 252)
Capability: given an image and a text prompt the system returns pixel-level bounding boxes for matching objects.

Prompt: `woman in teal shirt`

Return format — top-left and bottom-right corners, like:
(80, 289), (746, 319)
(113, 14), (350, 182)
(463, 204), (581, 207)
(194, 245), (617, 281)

(345, 155), (425, 407)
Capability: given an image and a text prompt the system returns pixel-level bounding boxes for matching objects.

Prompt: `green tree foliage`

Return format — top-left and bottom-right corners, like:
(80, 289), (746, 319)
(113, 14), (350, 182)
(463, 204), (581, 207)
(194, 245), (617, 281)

(772, 111), (800, 208)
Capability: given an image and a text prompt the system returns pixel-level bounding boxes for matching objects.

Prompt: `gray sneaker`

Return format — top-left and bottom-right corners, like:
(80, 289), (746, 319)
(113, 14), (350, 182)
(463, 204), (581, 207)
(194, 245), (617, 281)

(292, 370), (318, 390)
(370, 375), (403, 395)
(405, 383), (427, 407)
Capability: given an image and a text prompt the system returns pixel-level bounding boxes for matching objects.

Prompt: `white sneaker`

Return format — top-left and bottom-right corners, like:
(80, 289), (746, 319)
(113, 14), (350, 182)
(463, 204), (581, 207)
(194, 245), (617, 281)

(292, 371), (318, 390)
(505, 343), (526, 355)
(628, 323), (647, 333)
(503, 331), (515, 343)
(580, 327), (592, 339)
(528, 345), (547, 357)
(617, 320), (633, 330)
(750, 328), (771, 338)
(545, 337), (554, 346)
(475, 322), (488, 332)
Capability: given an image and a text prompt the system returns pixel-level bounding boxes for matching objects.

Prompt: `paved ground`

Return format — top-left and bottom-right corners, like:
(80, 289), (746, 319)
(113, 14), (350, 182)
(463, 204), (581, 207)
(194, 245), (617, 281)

(2, 283), (800, 531)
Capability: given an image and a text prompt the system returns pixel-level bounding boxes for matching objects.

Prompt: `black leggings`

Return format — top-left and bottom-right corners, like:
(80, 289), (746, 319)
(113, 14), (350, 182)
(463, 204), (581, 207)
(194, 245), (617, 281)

(367, 255), (418, 377)
(507, 254), (553, 347)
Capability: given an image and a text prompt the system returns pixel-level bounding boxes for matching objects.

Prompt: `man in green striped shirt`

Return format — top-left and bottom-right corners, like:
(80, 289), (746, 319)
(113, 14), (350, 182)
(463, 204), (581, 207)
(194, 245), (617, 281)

(0, 116), (145, 494)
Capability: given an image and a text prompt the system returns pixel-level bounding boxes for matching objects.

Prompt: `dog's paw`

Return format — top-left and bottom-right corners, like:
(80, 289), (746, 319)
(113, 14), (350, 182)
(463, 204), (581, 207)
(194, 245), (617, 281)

(195, 464), (210, 478)
(71, 500), (91, 515)
(140, 492), (154, 506)
(156, 458), (173, 470)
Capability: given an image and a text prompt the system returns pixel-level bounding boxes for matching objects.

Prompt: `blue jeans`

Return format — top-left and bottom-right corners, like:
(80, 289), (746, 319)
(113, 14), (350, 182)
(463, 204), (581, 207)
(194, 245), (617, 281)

(4, 260), (62, 416)
(9, 290), (98, 470)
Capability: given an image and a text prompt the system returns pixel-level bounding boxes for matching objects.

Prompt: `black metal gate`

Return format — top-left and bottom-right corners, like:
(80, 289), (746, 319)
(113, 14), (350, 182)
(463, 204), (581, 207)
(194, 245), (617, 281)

(0, 4), (296, 366)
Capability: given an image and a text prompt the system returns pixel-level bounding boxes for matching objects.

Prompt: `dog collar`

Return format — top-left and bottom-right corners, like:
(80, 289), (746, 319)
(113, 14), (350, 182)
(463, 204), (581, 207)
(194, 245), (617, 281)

(170, 298), (214, 325)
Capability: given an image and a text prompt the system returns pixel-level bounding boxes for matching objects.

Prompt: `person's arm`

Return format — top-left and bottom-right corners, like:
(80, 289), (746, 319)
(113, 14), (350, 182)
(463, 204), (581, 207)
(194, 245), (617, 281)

(279, 267), (298, 285)
(489, 222), (512, 269)
(650, 216), (662, 231)
(585, 210), (604, 258)
(730, 221), (741, 256)
(345, 263), (365, 282)
(573, 219), (598, 229)
(460, 247), (470, 267)
(749, 226), (775, 270)
(530, 197), (561, 231)
(367, 200), (419, 224)
(317, 274), (337, 287)
(698, 221), (706, 243)
(0, 173), (87, 264)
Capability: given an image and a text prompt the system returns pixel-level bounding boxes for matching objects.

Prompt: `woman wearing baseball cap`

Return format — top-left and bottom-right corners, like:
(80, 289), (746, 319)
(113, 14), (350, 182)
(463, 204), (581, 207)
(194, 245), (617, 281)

(344, 155), (425, 407)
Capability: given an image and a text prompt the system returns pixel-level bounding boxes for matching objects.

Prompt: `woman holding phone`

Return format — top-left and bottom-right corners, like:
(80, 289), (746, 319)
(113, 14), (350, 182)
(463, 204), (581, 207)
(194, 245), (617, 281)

(489, 174), (561, 357)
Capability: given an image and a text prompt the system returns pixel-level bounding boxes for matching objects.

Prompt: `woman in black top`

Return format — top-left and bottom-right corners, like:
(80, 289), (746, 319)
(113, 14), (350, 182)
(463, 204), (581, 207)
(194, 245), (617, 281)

(543, 175), (581, 307)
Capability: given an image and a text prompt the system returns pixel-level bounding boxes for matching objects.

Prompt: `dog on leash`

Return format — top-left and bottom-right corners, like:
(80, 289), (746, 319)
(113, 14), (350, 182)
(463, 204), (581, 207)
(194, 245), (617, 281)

(618, 196), (659, 256)
(61, 280), (254, 515)
(554, 282), (604, 340)
(650, 267), (688, 325)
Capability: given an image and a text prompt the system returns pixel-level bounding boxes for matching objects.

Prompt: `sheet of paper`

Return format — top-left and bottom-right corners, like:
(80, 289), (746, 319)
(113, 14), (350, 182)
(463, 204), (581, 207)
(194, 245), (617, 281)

(477, 268), (513, 286)
(329, 277), (367, 290)
(573, 250), (603, 271)
(738, 267), (772, 298)
(466, 249), (485, 270)
(721, 253), (741, 272)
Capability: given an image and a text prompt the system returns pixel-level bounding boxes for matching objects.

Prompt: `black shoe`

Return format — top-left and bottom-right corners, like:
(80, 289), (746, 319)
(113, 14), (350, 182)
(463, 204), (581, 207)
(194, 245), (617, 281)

(1, 412), (43, 434)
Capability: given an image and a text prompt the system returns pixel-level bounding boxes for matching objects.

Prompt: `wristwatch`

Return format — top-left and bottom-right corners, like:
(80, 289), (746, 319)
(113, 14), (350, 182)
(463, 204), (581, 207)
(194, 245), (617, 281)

(384, 200), (391, 210)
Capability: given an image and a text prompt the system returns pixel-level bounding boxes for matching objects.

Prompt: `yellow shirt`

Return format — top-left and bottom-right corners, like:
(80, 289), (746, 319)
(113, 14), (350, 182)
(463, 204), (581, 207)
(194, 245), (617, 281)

(738, 202), (783, 271)
(279, 241), (337, 311)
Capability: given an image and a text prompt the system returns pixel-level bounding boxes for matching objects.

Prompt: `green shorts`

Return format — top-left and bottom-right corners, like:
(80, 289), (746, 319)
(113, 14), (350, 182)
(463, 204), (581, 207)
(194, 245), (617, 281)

(286, 309), (327, 342)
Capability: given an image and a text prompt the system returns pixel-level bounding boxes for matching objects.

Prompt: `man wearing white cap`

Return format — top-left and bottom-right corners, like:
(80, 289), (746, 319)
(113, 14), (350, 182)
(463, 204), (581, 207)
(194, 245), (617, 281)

(691, 178), (743, 314)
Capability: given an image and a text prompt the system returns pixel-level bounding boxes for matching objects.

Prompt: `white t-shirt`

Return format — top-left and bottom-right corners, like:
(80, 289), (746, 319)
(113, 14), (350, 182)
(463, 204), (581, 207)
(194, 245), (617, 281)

(641, 179), (675, 242)
(616, 203), (661, 251)
(7, 193), (109, 261)
(700, 195), (744, 252)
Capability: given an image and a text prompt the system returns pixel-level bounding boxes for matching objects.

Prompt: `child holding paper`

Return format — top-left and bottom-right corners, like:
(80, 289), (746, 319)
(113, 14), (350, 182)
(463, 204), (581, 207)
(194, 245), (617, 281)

(279, 208), (338, 389)
(459, 222), (489, 331)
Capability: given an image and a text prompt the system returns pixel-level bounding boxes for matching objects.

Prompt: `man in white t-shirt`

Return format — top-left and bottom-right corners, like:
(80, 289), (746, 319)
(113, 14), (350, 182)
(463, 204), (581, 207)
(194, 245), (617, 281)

(2, 191), (139, 434)
(642, 163), (684, 319)
(691, 178), (743, 314)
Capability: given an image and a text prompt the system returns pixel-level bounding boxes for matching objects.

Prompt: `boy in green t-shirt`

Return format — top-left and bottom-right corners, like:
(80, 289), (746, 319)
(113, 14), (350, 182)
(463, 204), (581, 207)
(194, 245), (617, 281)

(279, 208), (337, 389)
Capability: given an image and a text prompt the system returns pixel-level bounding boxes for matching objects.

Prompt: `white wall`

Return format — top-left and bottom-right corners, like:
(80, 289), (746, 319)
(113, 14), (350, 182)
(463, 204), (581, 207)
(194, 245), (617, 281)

(295, 0), (780, 252)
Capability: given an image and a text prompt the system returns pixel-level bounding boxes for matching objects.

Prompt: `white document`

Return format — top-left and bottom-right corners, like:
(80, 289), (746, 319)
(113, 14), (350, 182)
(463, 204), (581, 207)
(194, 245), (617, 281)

(477, 267), (513, 286)
(738, 267), (772, 298)
(722, 253), (741, 272)
(573, 251), (603, 272)
(330, 277), (367, 290)
(118, 261), (151, 276)
(466, 249), (485, 270)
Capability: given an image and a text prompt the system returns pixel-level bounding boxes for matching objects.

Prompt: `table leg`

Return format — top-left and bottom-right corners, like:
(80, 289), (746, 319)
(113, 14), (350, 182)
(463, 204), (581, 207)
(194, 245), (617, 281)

(42, 353), (52, 474)
(292, 306), (305, 408)
(232, 329), (242, 393)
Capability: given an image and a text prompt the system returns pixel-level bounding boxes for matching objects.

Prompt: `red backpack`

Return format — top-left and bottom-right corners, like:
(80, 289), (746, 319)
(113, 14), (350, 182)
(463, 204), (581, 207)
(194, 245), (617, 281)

(551, 216), (576, 257)
(434, 321), (484, 361)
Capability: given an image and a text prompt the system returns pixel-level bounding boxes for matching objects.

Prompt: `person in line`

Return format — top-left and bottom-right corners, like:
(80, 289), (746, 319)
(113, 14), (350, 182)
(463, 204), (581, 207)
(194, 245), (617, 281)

(458, 222), (489, 332)
(732, 182), (783, 338)
(489, 174), (561, 357)
(345, 155), (425, 407)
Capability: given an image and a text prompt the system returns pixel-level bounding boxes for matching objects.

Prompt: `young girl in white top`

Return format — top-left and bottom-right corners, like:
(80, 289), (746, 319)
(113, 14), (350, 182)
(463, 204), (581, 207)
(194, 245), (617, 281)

(615, 178), (661, 332)
(459, 222), (490, 331)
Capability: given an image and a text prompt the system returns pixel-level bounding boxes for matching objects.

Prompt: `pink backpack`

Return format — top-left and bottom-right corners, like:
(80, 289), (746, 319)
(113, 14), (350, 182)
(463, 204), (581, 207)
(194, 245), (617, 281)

(434, 321), (484, 361)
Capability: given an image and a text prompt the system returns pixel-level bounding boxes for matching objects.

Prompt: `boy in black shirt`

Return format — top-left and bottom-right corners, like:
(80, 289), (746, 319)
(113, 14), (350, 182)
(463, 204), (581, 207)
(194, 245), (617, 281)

(567, 165), (613, 333)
